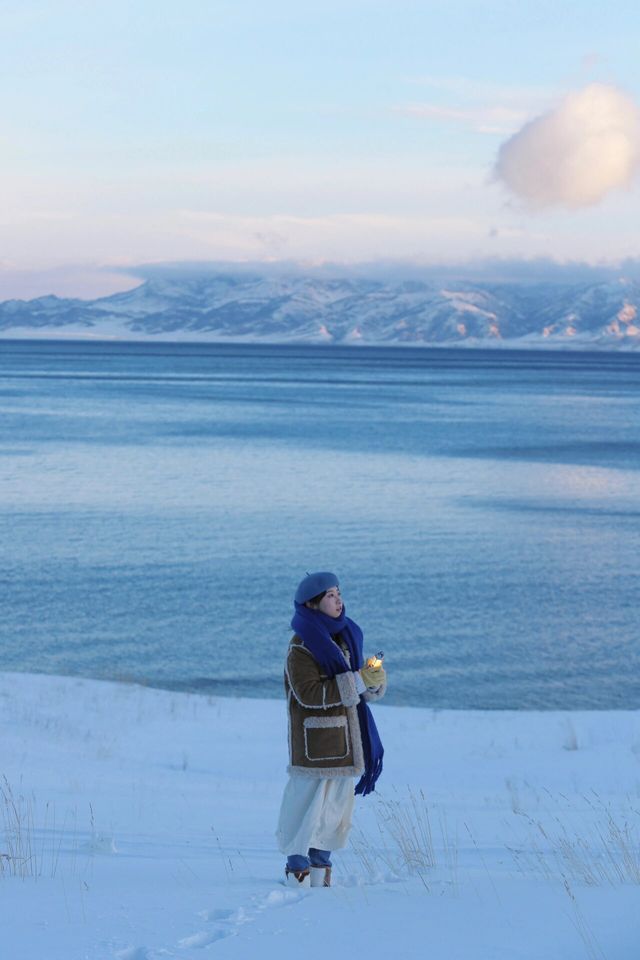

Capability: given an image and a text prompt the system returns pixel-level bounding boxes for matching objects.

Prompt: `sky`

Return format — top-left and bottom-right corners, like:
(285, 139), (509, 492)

(1, 0), (640, 298)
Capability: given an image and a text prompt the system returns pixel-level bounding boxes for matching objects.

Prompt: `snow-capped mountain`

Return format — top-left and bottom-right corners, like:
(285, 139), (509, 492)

(1, 270), (640, 349)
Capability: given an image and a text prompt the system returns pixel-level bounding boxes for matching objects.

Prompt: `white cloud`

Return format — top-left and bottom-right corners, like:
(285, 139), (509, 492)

(494, 83), (640, 209)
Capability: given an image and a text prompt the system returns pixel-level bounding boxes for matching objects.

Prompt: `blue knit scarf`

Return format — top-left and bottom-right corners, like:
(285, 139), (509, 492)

(291, 601), (384, 796)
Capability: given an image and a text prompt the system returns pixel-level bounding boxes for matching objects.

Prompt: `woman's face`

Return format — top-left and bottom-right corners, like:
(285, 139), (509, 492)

(318, 586), (343, 618)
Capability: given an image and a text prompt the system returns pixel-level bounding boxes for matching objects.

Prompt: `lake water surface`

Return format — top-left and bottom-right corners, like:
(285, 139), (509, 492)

(1, 339), (639, 709)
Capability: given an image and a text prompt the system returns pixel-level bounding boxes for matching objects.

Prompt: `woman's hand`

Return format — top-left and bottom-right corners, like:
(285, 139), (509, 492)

(360, 665), (387, 689)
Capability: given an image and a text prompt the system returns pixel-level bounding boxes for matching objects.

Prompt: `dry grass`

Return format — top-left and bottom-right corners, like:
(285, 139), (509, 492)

(376, 786), (436, 871)
(563, 878), (608, 960)
(506, 790), (640, 888)
(350, 786), (458, 893)
(0, 775), (77, 880)
(1, 775), (40, 878)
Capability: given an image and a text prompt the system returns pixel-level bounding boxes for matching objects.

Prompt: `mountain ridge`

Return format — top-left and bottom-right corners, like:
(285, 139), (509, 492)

(1, 271), (639, 350)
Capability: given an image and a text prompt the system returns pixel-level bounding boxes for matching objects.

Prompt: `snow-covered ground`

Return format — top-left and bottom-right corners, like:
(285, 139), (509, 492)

(1, 672), (638, 959)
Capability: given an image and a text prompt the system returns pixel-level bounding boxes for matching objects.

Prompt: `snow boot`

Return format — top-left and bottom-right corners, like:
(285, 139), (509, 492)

(285, 866), (310, 888)
(310, 866), (331, 888)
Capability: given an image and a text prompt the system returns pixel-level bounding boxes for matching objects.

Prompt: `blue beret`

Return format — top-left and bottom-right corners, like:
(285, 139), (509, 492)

(295, 571), (339, 604)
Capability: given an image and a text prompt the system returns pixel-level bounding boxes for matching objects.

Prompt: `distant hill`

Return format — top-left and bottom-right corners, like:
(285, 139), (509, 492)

(1, 269), (640, 350)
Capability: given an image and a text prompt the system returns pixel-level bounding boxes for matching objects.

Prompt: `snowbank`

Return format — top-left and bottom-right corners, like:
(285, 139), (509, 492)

(0, 672), (638, 959)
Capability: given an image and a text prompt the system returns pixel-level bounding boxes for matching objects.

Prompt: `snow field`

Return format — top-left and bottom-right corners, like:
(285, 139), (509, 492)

(0, 672), (639, 959)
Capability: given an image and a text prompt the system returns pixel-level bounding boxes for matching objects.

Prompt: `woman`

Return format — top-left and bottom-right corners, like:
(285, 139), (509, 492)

(276, 571), (386, 888)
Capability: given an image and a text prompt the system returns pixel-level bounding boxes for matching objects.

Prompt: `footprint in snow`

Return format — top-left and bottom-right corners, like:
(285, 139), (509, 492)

(260, 887), (309, 909)
(179, 904), (253, 949)
(179, 882), (307, 950)
(114, 948), (152, 960)
(178, 928), (234, 949)
(197, 906), (248, 924)
(197, 907), (233, 922)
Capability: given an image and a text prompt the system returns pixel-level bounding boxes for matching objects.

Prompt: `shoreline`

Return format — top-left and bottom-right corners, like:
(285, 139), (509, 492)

(4, 667), (640, 715)
(2, 331), (640, 353)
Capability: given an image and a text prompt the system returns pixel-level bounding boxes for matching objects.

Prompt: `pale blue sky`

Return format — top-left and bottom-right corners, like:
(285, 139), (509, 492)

(1, 0), (639, 296)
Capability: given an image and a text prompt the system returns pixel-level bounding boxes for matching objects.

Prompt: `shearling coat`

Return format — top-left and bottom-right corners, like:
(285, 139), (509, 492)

(285, 633), (386, 779)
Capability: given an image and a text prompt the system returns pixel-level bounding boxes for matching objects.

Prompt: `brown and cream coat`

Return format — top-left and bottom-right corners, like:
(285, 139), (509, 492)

(285, 634), (387, 779)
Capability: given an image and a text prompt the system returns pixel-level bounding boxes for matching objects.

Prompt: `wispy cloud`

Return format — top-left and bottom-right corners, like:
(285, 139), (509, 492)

(396, 75), (552, 134)
(175, 210), (487, 262)
(396, 102), (528, 135)
(0, 265), (141, 300)
(404, 74), (551, 103)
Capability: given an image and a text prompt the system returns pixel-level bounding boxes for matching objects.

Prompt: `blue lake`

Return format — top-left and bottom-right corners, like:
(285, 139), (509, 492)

(1, 339), (639, 709)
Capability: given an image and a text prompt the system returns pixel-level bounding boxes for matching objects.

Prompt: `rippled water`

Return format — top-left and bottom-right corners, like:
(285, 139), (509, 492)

(2, 339), (639, 708)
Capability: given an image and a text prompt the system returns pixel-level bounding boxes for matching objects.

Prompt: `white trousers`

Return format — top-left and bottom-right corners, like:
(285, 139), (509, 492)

(276, 775), (355, 855)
